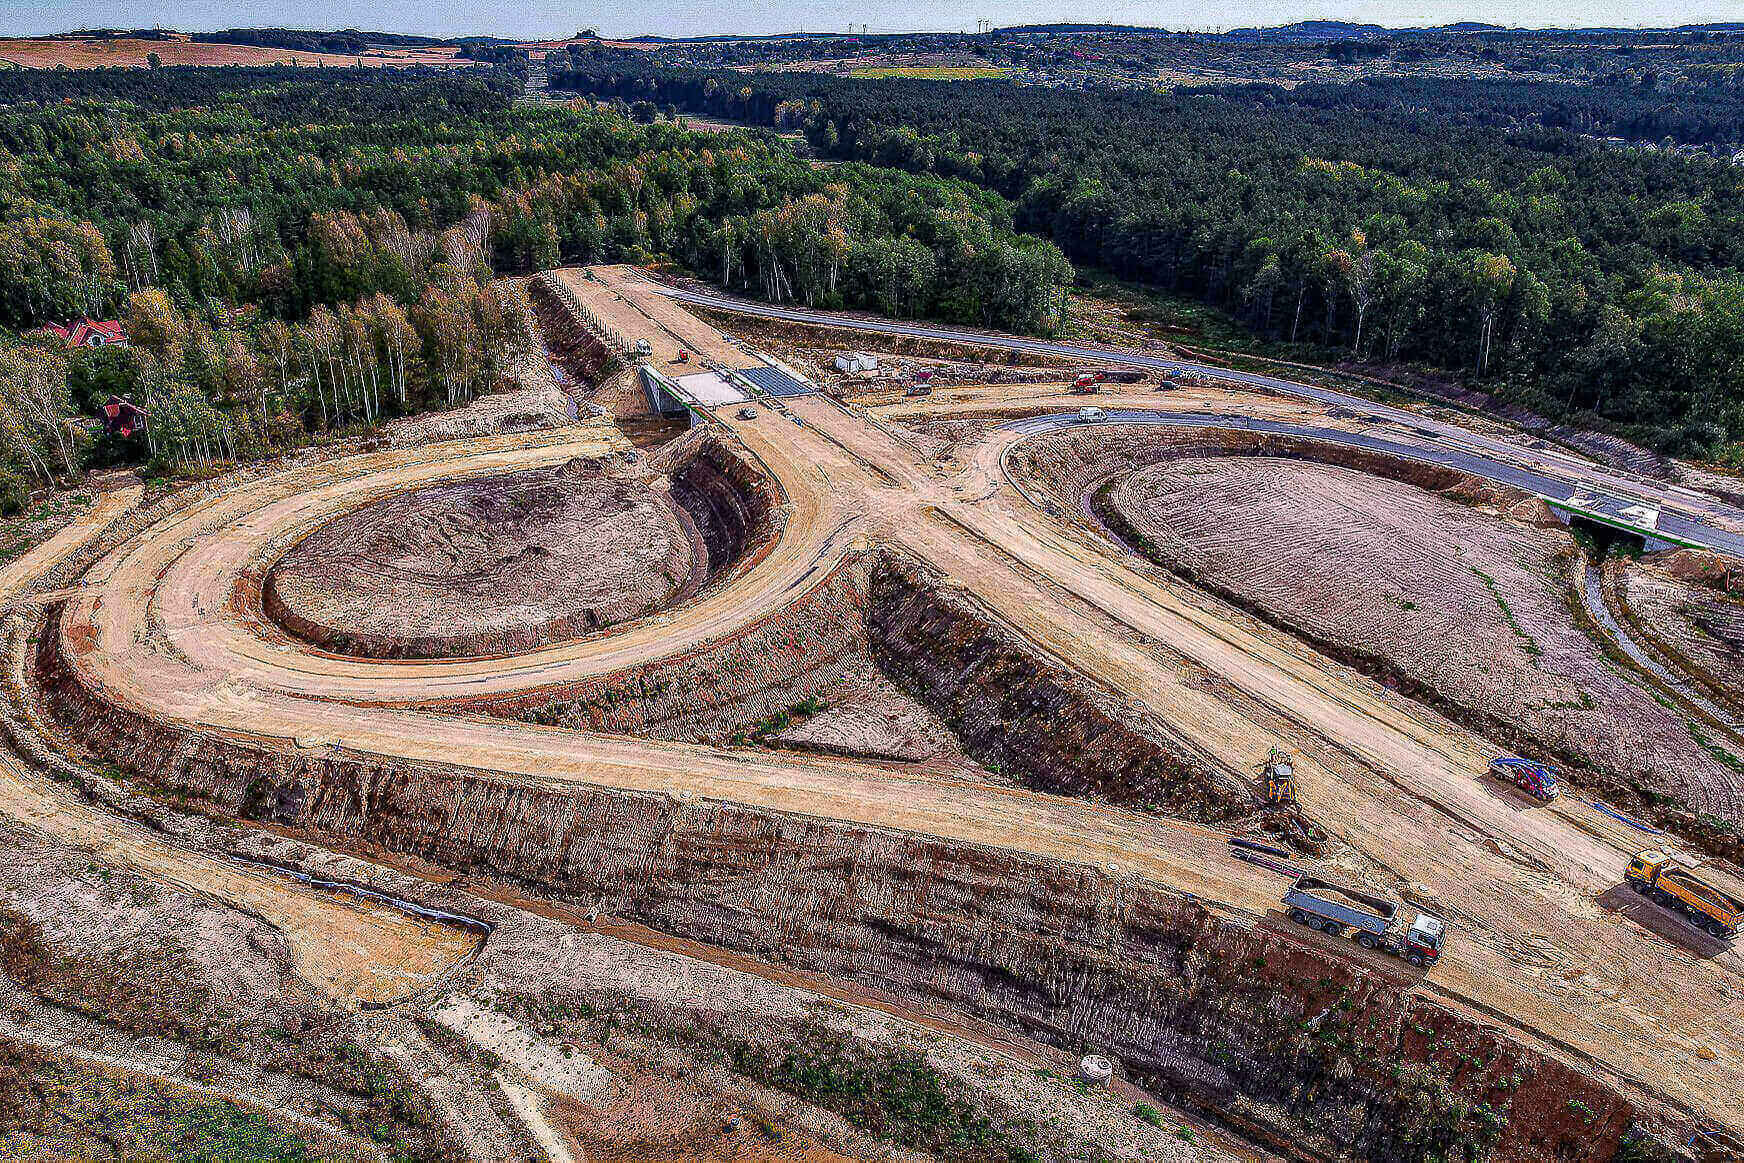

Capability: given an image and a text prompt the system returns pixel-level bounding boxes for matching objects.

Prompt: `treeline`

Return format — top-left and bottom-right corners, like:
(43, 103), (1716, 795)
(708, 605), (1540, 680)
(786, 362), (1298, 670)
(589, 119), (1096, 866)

(553, 57), (1744, 456)
(0, 67), (1067, 499)
(1209, 75), (1744, 149)
(191, 29), (380, 54)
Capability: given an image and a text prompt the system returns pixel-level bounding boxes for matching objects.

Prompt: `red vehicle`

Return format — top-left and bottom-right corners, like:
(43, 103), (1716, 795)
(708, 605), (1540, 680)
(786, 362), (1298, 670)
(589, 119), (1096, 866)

(1489, 756), (1560, 801)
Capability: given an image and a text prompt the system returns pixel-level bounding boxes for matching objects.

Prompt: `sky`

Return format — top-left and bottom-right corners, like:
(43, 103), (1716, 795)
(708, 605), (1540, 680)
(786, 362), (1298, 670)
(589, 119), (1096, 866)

(1, 0), (1738, 40)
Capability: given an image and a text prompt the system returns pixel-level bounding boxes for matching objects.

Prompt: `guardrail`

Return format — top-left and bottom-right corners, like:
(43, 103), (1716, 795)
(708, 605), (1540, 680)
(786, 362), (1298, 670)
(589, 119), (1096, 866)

(538, 272), (629, 356)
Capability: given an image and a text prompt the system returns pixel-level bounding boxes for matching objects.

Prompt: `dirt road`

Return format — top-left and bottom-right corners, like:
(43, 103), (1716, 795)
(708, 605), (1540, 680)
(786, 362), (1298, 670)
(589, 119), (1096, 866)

(0, 485), (478, 1008)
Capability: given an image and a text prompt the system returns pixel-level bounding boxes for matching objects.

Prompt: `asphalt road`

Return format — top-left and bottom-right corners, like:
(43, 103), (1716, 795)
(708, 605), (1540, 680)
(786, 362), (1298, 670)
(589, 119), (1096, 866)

(656, 283), (1744, 560)
(1003, 409), (1744, 556)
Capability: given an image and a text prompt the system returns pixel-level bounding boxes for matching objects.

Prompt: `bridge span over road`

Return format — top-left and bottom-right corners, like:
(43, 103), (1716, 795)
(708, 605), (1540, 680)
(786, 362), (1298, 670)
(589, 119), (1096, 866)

(656, 280), (1744, 560)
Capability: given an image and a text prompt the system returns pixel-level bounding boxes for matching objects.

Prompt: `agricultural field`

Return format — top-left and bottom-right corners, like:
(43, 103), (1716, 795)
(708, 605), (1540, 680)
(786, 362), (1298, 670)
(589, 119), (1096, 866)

(0, 33), (463, 69)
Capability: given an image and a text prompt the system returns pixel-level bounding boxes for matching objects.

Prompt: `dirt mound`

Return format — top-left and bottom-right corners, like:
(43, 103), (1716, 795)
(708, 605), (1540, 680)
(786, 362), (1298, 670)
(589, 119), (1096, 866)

(265, 458), (701, 658)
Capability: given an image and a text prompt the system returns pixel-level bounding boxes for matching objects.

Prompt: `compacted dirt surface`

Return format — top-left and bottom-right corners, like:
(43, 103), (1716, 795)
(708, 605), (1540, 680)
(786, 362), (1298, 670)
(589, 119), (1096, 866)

(19, 265), (1744, 1160)
(1100, 452), (1744, 827)
(1621, 551), (1744, 704)
(266, 457), (701, 658)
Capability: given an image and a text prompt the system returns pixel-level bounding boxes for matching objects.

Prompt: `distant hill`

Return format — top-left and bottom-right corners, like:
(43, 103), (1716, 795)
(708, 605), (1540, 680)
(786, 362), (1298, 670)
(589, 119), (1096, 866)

(189, 27), (514, 51)
(1226, 21), (1389, 41)
(995, 23), (1176, 35)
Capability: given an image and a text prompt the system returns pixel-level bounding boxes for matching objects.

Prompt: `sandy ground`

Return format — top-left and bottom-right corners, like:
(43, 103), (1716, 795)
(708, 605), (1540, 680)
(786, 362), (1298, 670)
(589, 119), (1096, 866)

(39, 266), (1744, 1137)
(0, 485), (478, 1009)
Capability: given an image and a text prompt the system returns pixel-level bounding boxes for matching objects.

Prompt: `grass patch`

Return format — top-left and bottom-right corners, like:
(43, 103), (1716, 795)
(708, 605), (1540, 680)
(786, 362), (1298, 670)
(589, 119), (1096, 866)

(0, 1040), (320, 1161)
(731, 695), (830, 745)
(1468, 565), (1543, 658)
(728, 1028), (1010, 1160)
(1688, 721), (1744, 777)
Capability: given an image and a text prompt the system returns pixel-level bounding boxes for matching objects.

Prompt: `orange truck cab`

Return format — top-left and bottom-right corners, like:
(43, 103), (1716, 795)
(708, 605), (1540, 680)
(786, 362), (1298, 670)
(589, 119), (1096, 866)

(1627, 849), (1743, 940)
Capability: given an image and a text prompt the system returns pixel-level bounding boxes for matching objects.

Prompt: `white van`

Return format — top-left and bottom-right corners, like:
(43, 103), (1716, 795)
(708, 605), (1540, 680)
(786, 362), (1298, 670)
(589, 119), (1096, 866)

(1077, 406), (1106, 423)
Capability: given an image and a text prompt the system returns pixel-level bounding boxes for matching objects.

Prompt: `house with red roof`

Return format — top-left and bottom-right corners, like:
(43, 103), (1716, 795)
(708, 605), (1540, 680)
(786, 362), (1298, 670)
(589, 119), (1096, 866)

(45, 319), (128, 349)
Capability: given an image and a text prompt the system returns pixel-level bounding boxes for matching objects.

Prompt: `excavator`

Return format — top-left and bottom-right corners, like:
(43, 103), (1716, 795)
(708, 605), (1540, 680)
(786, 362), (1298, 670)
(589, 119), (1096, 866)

(1259, 747), (1297, 807)
(1254, 748), (1327, 854)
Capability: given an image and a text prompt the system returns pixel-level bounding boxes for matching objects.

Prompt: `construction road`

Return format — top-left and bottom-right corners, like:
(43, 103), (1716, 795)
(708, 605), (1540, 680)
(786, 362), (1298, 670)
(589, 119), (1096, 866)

(0, 488), (480, 1008)
(39, 266), (1744, 1133)
(657, 280), (1744, 559)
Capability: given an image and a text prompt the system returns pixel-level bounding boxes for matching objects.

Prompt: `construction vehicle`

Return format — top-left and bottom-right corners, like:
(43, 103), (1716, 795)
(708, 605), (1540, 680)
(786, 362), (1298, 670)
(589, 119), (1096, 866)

(675, 349), (690, 364)
(1077, 406), (1106, 423)
(1073, 371), (1102, 392)
(1626, 849), (1743, 940)
(1283, 875), (1447, 966)
(1488, 755), (1560, 801)
(905, 382), (932, 397)
(1258, 747), (1296, 807)
(1252, 746), (1327, 853)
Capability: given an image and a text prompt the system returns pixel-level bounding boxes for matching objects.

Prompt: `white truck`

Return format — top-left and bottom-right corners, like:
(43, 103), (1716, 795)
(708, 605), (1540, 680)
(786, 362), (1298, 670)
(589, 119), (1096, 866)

(1283, 875), (1447, 966)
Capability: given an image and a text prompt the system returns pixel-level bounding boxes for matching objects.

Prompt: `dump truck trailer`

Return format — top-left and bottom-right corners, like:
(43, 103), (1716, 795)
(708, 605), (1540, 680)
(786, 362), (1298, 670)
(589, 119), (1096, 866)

(1627, 849), (1743, 940)
(1283, 875), (1446, 966)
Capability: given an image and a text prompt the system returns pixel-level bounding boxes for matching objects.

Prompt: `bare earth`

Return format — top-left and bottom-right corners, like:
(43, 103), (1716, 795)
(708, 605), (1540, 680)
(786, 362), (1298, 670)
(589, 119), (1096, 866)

(267, 460), (700, 659)
(1622, 555), (1744, 702)
(1104, 455), (1744, 825)
(29, 267), (1744, 1150)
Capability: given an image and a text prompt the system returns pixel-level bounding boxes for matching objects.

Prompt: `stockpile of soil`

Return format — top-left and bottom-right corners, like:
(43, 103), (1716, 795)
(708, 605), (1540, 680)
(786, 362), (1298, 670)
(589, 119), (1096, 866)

(1099, 454), (1744, 826)
(265, 458), (701, 658)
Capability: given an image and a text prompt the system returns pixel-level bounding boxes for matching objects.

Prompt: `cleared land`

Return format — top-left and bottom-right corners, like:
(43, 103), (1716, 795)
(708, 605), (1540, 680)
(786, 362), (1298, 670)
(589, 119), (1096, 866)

(1622, 556), (1744, 692)
(845, 64), (1013, 79)
(1099, 451), (1744, 827)
(20, 266), (1744, 1157)
(267, 457), (699, 658)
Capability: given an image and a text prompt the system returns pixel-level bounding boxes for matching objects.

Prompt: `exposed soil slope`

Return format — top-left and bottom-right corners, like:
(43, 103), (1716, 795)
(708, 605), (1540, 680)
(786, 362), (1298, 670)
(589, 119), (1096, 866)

(1621, 552), (1744, 709)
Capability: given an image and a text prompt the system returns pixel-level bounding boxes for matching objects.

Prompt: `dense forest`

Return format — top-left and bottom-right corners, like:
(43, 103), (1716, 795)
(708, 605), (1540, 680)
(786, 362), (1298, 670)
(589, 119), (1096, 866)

(0, 65), (1068, 501)
(553, 54), (1744, 459)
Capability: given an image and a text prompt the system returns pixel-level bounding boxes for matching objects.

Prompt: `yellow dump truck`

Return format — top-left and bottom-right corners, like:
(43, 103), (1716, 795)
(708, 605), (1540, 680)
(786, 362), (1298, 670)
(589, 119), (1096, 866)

(1626, 849), (1744, 940)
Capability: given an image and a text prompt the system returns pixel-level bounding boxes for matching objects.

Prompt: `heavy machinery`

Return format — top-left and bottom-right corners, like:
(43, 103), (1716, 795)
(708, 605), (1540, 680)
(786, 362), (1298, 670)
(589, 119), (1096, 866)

(1253, 747), (1327, 854)
(1259, 747), (1296, 807)
(1073, 371), (1102, 392)
(1283, 875), (1447, 966)
(1626, 849), (1743, 940)
(1488, 755), (1560, 801)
